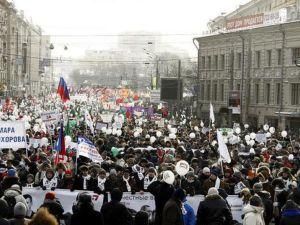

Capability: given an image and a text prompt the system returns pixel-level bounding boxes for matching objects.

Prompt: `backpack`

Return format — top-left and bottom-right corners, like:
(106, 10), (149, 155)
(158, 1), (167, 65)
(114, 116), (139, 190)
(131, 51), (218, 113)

(4, 195), (17, 218)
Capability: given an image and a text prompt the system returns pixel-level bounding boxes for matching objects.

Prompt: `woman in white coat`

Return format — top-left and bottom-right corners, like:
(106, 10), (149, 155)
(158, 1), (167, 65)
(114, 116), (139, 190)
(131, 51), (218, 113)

(243, 195), (265, 225)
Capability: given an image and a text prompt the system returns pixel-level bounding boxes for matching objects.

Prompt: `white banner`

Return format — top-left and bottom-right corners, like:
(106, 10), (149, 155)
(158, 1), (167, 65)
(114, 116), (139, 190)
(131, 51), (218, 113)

(108, 193), (243, 223)
(0, 121), (27, 149)
(100, 114), (113, 123)
(255, 133), (267, 143)
(22, 187), (104, 213)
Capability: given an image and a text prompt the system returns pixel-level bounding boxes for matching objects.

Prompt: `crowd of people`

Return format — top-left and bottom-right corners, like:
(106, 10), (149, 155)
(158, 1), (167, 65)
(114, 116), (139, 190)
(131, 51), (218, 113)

(0, 87), (299, 225)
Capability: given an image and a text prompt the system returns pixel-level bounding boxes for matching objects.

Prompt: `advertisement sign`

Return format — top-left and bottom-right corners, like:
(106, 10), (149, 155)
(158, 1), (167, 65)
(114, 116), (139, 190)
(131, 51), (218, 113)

(228, 90), (240, 115)
(226, 14), (264, 30)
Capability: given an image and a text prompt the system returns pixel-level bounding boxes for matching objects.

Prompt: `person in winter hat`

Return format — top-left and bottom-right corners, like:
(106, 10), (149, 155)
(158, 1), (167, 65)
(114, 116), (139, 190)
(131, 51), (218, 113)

(181, 172), (201, 196)
(242, 195), (265, 225)
(196, 187), (232, 225)
(41, 168), (57, 191)
(40, 192), (64, 223)
(1, 185), (28, 219)
(70, 192), (104, 225)
(25, 174), (35, 188)
(9, 202), (30, 225)
(28, 207), (58, 225)
(280, 199), (300, 225)
(202, 168), (229, 195)
(143, 167), (157, 191)
(0, 198), (9, 225)
(1, 169), (21, 191)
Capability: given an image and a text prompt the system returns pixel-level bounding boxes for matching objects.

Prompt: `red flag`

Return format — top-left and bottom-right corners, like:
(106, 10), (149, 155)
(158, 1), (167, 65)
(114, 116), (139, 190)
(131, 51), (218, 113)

(57, 77), (70, 103)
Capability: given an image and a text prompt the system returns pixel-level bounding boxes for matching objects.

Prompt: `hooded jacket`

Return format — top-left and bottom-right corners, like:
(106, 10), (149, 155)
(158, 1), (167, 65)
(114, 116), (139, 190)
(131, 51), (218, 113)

(242, 204), (265, 225)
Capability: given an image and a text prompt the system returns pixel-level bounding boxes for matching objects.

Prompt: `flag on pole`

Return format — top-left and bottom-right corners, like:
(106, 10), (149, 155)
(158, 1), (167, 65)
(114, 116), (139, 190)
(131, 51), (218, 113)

(57, 77), (70, 103)
(55, 122), (66, 164)
(85, 110), (94, 134)
(217, 131), (231, 163)
(209, 102), (215, 124)
(77, 137), (103, 163)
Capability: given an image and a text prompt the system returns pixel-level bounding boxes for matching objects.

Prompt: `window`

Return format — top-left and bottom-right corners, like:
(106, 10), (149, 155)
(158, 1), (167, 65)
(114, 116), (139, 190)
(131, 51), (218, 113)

(255, 51), (261, 68)
(277, 49), (282, 65)
(201, 56), (205, 69)
(237, 83), (241, 91)
(237, 53), (242, 69)
(201, 83), (205, 100)
(207, 56), (211, 69)
(276, 83), (281, 105)
(220, 54), (225, 70)
(213, 83), (218, 101)
(207, 81), (211, 100)
(265, 83), (271, 104)
(255, 84), (260, 103)
(291, 83), (300, 105)
(214, 55), (218, 70)
(292, 48), (300, 64)
(266, 50), (272, 67)
(220, 83), (224, 101)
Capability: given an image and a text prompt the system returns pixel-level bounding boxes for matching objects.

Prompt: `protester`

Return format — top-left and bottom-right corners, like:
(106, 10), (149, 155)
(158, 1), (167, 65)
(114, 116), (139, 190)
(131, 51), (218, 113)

(9, 202), (29, 225)
(70, 192), (104, 225)
(28, 208), (58, 225)
(0, 199), (9, 225)
(242, 195), (265, 225)
(40, 192), (64, 223)
(196, 187), (233, 225)
(101, 188), (133, 225)
(280, 200), (300, 225)
(162, 188), (185, 225)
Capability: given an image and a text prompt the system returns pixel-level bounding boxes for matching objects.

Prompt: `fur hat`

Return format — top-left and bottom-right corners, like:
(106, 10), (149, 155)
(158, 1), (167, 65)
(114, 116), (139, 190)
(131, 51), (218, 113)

(277, 167), (291, 177)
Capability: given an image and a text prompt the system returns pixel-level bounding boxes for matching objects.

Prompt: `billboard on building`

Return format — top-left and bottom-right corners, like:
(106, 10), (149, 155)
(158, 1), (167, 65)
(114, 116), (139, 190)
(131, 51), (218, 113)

(226, 14), (264, 30)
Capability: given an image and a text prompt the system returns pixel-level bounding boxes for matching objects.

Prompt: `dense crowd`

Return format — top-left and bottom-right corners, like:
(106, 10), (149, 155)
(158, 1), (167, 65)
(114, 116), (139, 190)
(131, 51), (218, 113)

(0, 88), (299, 225)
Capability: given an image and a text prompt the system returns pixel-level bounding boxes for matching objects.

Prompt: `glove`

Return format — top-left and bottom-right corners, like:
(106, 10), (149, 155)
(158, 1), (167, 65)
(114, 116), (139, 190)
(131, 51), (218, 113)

(42, 186), (46, 191)
(131, 190), (136, 195)
(51, 187), (56, 191)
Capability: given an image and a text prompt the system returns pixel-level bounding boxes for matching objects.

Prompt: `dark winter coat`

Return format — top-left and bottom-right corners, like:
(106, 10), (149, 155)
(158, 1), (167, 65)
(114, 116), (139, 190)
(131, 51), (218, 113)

(202, 179), (230, 195)
(1, 177), (21, 192)
(117, 176), (139, 193)
(101, 200), (133, 225)
(71, 206), (104, 225)
(148, 181), (175, 225)
(280, 208), (300, 225)
(162, 198), (184, 225)
(196, 194), (233, 225)
(40, 199), (64, 222)
(181, 179), (201, 196)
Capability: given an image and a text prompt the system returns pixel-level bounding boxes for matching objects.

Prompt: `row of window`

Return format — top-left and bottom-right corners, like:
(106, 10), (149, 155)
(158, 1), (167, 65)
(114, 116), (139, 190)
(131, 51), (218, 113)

(199, 82), (300, 106)
(201, 48), (300, 70)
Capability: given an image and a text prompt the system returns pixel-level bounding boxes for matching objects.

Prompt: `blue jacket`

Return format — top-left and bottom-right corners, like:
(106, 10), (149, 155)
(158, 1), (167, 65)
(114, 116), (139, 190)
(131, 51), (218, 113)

(183, 201), (196, 225)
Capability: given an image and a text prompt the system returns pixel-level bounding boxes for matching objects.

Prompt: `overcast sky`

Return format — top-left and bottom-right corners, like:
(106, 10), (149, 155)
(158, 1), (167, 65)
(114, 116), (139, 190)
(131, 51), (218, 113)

(14, 0), (250, 58)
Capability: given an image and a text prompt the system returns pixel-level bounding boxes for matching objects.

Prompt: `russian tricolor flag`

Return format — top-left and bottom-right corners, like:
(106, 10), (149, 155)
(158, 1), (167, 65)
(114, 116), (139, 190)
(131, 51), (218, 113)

(57, 77), (70, 103)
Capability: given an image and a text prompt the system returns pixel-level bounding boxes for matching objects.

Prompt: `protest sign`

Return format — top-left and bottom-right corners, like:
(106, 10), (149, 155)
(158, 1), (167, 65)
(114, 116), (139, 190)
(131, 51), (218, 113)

(77, 137), (103, 163)
(100, 114), (113, 123)
(255, 133), (267, 143)
(41, 111), (60, 124)
(0, 121), (27, 149)
(22, 187), (103, 213)
(95, 122), (108, 131)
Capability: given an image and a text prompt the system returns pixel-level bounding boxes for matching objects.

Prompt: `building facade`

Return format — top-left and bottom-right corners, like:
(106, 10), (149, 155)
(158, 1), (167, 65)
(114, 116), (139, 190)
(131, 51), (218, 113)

(0, 0), (51, 96)
(194, 0), (300, 132)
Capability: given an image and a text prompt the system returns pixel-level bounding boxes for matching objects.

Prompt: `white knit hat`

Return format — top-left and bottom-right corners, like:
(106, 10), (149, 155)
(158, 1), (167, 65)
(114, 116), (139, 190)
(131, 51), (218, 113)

(14, 202), (27, 217)
(207, 187), (219, 196)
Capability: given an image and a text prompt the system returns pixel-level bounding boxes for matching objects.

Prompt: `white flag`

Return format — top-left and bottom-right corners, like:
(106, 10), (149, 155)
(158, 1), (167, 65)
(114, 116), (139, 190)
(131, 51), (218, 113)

(210, 103), (215, 123)
(85, 110), (94, 134)
(217, 131), (231, 163)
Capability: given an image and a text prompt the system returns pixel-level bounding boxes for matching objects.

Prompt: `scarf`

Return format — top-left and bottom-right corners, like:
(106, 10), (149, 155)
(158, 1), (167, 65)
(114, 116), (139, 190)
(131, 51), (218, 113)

(83, 175), (90, 190)
(98, 177), (106, 191)
(215, 177), (221, 189)
(132, 165), (144, 180)
(123, 176), (131, 192)
(143, 175), (157, 190)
